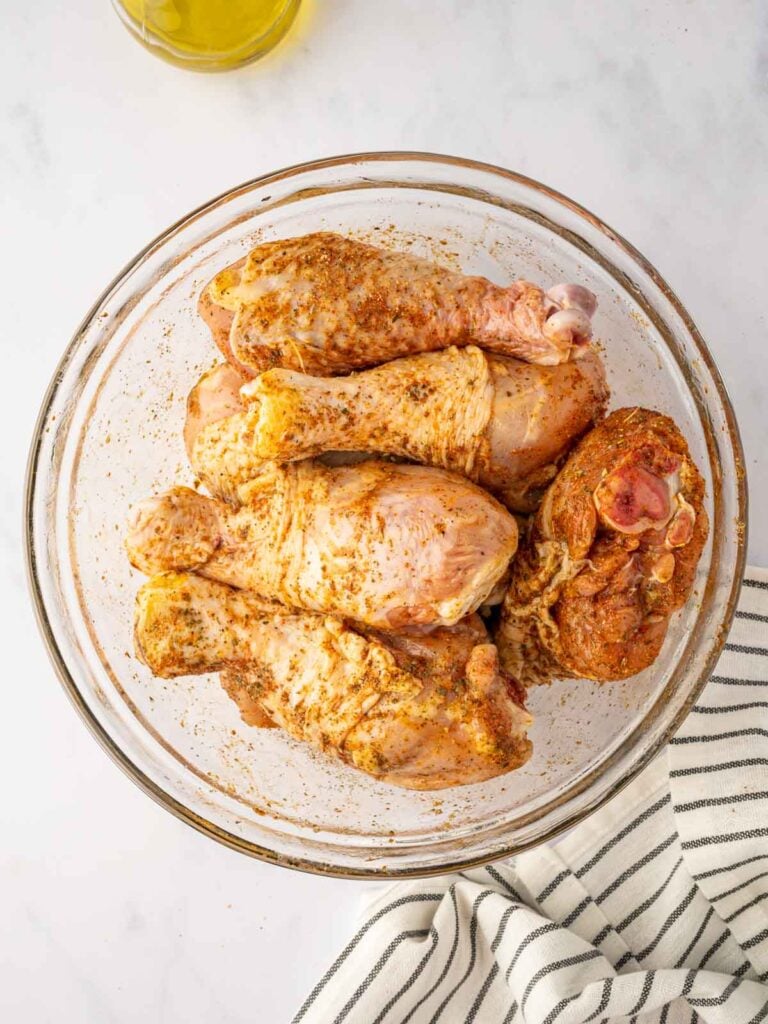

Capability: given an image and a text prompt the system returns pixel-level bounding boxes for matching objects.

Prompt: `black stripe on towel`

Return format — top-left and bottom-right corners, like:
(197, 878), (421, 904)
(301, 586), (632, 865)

(464, 962), (498, 1024)
(674, 791), (768, 813)
(682, 971), (697, 996)
(671, 727), (768, 744)
(400, 887), (461, 1024)
(696, 928), (732, 971)
(584, 977), (613, 1022)
(627, 971), (655, 1016)
(370, 927), (439, 1024)
(520, 949), (603, 1011)
(615, 857), (683, 933)
(747, 1003), (768, 1024)
(690, 702), (768, 714)
(332, 928), (430, 1024)
(688, 972), (743, 1007)
(682, 826), (768, 850)
(429, 890), (495, 1023)
(540, 973), (616, 1024)
(536, 869), (569, 903)
(724, 642), (768, 656)
(725, 890), (768, 924)
(501, 1001), (518, 1024)
(540, 988), (585, 1024)
(465, 903), (522, 1024)
(712, 676), (768, 687)
(560, 896), (591, 928)
(491, 904), (520, 953)
(595, 834), (677, 905)
(712, 675), (765, 692)
(293, 893), (442, 1022)
(735, 610), (768, 623)
(675, 907), (715, 967)
(696, 852), (768, 882)
(575, 794), (671, 879)
(743, 926), (768, 951)
(712, 868), (768, 902)
(485, 864), (526, 903)
(504, 922), (562, 982)
(670, 757), (768, 778)
(636, 885), (698, 961)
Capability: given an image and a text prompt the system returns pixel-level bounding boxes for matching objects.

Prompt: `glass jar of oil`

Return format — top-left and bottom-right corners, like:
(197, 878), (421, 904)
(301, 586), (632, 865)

(112, 0), (302, 71)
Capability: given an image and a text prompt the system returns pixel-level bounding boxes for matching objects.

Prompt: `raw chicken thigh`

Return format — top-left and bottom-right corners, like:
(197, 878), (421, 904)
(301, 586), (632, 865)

(496, 408), (708, 684)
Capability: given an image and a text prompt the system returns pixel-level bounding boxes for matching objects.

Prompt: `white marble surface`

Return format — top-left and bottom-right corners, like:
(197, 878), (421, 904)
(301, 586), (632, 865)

(2, 1), (767, 1020)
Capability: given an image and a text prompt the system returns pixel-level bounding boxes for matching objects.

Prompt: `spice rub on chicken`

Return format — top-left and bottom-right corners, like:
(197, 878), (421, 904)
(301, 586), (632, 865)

(135, 573), (532, 790)
(216, 345), (607, 513)
(125, 229), (715, 789)
(199, 232), (597, 376)
(496, 408), (708, 684)
(125, 460), (518, 630)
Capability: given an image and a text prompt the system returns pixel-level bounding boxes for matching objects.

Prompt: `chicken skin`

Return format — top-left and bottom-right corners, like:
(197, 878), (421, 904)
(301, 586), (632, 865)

(183, 361), (246, 463)
(496, 408), (708, 684)
(125, 460), (518, 629)
(184, 363), (369, 499)
(235, 345), (608, 512)
(135, 573), (533, 790)
(199, 232), (597, 376)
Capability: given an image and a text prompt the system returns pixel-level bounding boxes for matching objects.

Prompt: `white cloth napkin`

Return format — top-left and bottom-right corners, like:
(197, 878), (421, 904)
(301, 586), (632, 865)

(293, 569), (768, 1023)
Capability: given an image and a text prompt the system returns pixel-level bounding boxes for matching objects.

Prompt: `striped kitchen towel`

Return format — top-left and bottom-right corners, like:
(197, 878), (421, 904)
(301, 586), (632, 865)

(293, 571), (768, 1023)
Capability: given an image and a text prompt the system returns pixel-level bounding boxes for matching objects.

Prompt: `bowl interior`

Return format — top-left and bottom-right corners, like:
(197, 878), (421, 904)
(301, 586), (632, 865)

(28, 156), (744, 876)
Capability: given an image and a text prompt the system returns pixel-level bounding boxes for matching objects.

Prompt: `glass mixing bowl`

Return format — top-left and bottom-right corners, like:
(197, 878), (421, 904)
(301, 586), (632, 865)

(25, 153), (747, 878)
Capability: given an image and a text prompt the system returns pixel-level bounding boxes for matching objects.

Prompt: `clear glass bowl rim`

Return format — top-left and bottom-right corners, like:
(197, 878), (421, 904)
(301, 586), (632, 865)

(24, 151), (748, 878)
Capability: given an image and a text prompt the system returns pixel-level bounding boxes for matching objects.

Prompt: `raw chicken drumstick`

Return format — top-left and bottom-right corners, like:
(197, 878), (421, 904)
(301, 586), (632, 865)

(125, 460), (518, 629)
(134, 573), (532, 790)
(236, 345), (608, 512)
(184, 363), (370, 500)
(496, 408), (708, 684)
(199, 232), (597, 375)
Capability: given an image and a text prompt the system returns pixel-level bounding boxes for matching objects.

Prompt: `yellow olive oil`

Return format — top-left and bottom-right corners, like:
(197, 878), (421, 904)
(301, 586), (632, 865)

(114, 0), (301, 70)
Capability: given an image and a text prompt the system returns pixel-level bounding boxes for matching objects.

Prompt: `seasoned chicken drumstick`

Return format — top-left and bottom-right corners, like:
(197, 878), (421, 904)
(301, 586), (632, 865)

(200, 232), (597, 375)
(126, 460), (518, 629)
(497, 408), (708, 684)
(236, 346), (607, 512)
(135, 573), (533, 790)
(184, 363), (371, 499)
